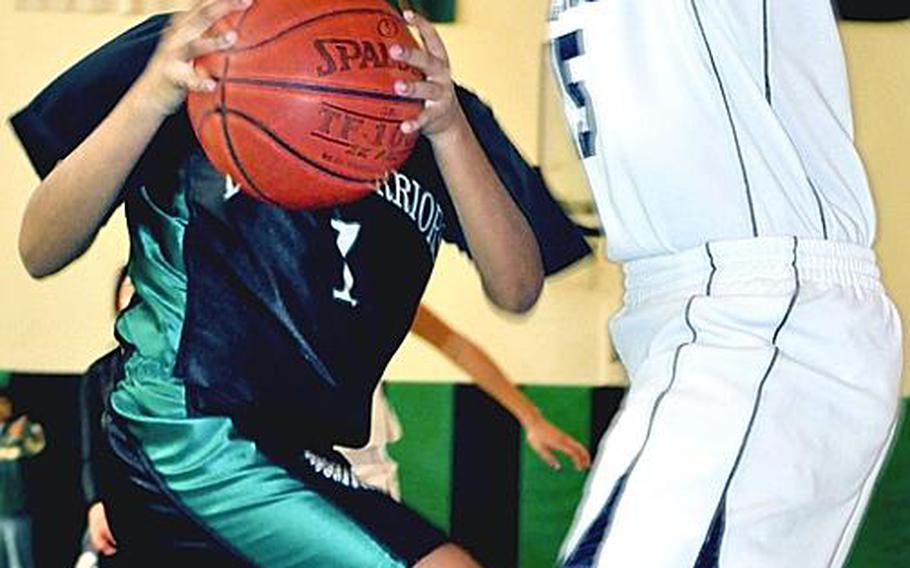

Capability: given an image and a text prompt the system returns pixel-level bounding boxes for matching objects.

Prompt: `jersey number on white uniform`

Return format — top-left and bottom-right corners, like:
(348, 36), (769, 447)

(331, 218), (361, 308)
(552, 30), (598, 158)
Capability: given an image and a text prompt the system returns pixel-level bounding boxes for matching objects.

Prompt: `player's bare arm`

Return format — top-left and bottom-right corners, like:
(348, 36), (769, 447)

(392, 11), (545, 314)
(413, 305), (591, 470)
(18, 0), (248, 279)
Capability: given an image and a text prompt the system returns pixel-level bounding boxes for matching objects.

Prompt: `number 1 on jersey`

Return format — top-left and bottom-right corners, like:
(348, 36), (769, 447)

(331, 218), (361, 308)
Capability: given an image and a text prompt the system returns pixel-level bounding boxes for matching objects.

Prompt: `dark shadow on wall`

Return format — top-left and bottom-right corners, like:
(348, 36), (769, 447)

(7, 372), (84, 568)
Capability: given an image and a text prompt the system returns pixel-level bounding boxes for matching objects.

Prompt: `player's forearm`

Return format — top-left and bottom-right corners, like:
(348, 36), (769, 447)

(430, 115), (544, 313)
(455, 341), (541, 428)
(19, 80), (168, 278)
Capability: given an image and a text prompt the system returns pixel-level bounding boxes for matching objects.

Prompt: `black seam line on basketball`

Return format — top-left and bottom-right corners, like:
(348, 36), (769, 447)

(219, 10), (279, 205)
(221, 100), (280, 203)
(228, 8), (398, 53)
(215, 76), (423, 106)
(221, 111), (282, 205)
(692, 0), (759, 238)
(192, 108), (220, 138)
(221, 7), (253, 109)
(806, 177), (829, 240)
(311, 131), (353, 148)
(322, 102), (412, 124)
(763, 0), (772, 103)
(693, 236), (800, 567)
(222, 107), (377, 185)
(587, 291), (704, 556)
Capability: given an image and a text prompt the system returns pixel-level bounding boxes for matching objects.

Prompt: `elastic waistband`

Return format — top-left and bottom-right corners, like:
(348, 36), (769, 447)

(623, 237), (880, 304)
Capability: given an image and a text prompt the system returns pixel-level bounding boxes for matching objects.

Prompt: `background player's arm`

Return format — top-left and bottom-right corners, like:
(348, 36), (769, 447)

(18, 0), (247, 279)
(392, 11), (544, 314)
(412, 305), (591, 470)
(88, 502), (118, 556)
(19, 82), (168, 278)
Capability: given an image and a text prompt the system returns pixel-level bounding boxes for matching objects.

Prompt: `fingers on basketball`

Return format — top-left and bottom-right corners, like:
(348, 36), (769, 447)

(186, 30), (236, 59)
(395, 80), (444, 101)
(178, 1), (249, 92)
(179, 0), (250, 44)
(403, 10), (449, 65)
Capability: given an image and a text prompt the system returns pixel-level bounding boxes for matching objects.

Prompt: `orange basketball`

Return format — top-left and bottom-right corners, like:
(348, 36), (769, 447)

(187, 0), (423, 209)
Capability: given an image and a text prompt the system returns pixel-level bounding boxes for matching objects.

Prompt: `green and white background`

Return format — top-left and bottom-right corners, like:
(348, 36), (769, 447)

(0, 1), (908, 567)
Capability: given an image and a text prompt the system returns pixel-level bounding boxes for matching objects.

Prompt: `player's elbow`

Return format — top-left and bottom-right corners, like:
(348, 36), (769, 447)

(19, 250), (54, 280)
(18, 219), (69, 280)
(488, 273), (543, 314)
(19, 228), (49, 279)
(511, 276), (544, 314)
(18, 192), (92, 279)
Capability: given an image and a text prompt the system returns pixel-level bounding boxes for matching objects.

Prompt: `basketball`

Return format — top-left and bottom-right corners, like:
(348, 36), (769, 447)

(187, 0), (424, 209)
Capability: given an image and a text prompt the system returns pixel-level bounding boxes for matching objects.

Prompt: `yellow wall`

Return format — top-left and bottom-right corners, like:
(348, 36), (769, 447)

(0, 4), (907, 392)
(842, 22), (910, 397)
(0, 5), (139, 373)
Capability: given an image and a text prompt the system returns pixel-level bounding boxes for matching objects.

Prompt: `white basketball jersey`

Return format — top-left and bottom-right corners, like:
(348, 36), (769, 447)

(548, 0), (876, 262)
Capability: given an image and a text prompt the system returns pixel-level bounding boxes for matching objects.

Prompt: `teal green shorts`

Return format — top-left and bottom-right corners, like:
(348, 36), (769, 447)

(102, 353), (446, 568)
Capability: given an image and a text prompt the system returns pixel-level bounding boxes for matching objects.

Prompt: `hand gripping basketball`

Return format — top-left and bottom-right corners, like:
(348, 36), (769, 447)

(389, 10), (463, 141)
(137, 0), (253, 117)
(186, 0), (425, 210)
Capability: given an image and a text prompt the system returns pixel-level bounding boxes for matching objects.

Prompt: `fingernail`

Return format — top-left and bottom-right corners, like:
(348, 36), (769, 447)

(403, 10), (415, 22)
(224, 31), (237, 43)
(394, 80), (408, 94)
(401, 121), (415, 134)
(389, 44), (403, 58)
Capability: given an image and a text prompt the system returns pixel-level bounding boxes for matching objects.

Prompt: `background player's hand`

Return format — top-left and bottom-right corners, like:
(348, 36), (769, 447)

(390, 10), (465, 142)
(7, 415), (27, 439)
(88, 502), (118, 556)
(525, 416), (592, 471)
(136, 0), (251, 116)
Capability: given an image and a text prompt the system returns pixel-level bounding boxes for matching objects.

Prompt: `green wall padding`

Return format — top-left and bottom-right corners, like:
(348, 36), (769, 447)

(386, 383), (455, 532)
(518, 386), (592, 568)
